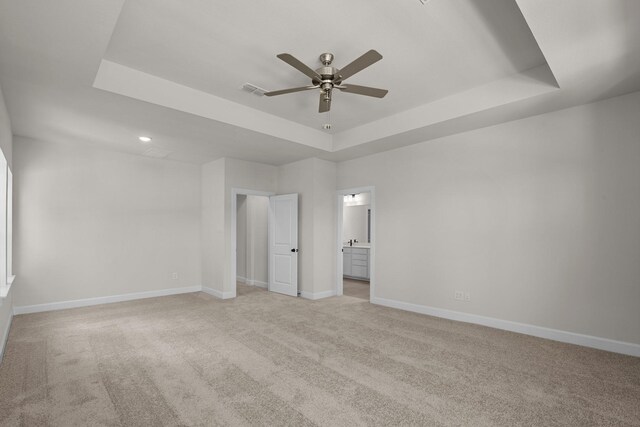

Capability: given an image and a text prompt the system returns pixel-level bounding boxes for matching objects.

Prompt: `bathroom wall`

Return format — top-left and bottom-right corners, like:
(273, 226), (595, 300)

(343, 204), (369, 244)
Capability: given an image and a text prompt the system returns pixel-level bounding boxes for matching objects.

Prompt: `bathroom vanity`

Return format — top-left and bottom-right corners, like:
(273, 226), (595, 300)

(343, 246), (370, 280)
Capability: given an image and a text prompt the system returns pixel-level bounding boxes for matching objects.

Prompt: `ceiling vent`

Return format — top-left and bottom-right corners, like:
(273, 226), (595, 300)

(241, 83), (267, 97)
(142, 147), (172, 159)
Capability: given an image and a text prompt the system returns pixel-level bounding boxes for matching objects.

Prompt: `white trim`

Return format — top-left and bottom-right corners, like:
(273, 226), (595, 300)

(202, 286), (236, 300)
(13, 286), (202, 315)
(0, 309), (13, 362)
(246, 279), (268, 289)
(236, 276), (267, 289)
(372, 296), (640, 357)
(300, 290), (337, 300)
(336, 186), (375, 301)
(0, 284), (11, 298)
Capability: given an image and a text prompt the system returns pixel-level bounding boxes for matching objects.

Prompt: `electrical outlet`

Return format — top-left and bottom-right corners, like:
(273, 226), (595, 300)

(454, 290), (464, 300)
(171, 272), (178, 280)
(464, 292), (471, 301)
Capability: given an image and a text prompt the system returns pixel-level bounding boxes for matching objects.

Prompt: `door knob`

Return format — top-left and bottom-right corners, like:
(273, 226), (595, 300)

(291, 248), (299, 252)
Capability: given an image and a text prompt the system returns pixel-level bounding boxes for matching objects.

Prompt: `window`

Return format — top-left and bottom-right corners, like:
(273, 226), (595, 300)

(0, 153), (11, 298)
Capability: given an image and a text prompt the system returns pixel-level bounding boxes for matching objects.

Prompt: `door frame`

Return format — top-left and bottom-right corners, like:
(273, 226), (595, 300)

(336, 186), (376, 301)
(231, 188), (276, 297)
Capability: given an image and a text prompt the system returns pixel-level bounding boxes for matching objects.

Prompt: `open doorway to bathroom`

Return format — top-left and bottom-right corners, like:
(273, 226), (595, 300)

(336, 187), (375, 301)
(235, 193), (270, 298)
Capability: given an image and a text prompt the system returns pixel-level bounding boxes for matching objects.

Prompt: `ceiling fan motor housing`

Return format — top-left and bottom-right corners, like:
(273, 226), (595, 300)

(314, 66), (340, 86)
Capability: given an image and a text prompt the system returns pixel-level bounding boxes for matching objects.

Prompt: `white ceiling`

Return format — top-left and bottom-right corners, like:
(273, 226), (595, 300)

(104, 0), (546, 131)
(0, 0), (639, 165)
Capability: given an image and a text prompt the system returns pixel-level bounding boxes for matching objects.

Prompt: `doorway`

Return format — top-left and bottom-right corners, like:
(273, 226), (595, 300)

(235, 193), (270, 297)
(336, 186), (375, 301)
(231, 189), (299, 298)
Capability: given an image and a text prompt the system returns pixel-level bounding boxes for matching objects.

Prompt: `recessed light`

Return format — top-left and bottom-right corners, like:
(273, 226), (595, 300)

(138, 136), (152, 143)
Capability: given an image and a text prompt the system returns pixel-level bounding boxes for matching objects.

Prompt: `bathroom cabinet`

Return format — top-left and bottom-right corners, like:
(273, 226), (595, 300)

(343, 247), (369, 280)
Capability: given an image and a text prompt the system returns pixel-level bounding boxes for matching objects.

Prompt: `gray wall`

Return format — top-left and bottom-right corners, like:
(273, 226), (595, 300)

(337, 91), (640, 345)
(13, 137), (202, 307)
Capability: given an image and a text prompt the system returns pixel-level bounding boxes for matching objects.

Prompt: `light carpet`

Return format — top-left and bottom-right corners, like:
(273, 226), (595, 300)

(1, 284), (639, 426)
(343, 279), (370, 300)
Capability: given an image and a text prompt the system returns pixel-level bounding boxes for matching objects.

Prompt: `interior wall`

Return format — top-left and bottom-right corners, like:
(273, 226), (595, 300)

(0, 86), (11, 168)
(277, 158), (336, 297)
(201, 158), (278, 296)
(343, 205), (369, 243)
(13, 137), (202, 307)
(245, 195), (269, 286)
(235, 194), (268, 286)
(277, 159), (314, 295)
(236, 195), (247, 280)
(311, 158), (337, 295)
(201, 158), (225, 294)
(337, 91), (640, 345)
(0, 83), (13, 358)
(223, 158), (278, 295)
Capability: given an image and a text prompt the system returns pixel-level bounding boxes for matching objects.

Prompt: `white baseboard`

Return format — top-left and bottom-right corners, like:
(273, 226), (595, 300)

(246, 279), (268, 289)
(237, 277), (267, 289)
(13, 286), (202, 315)
(202, 286), (236, 299)
(300, 289), (337, 300)
(0, 310), (13, 362)
(372, 296), (640, 357)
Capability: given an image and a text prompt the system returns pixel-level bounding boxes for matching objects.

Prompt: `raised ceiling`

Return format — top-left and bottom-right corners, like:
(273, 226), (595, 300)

(104, 0), (546, 131)
(0, 0), (639, 165)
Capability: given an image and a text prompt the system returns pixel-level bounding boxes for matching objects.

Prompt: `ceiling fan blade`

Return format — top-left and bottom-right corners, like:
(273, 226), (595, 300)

(337, 50), (383, 81)
(264, 86), (318, 97)
(319, 91), (331, 113)
(338, 84), (388, 98)
(277, 53), (321, 80)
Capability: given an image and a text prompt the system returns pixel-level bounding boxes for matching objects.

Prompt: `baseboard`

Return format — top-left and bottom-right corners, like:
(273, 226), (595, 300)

(236, 276), (247, 284)
(0, 310), (13, 362)
(300, 289), (337, 300)
(372, 297), (640, 357)
(13, 286), (202, 315)
(246, 279), (268, 289)
(201, 286), (236, 300)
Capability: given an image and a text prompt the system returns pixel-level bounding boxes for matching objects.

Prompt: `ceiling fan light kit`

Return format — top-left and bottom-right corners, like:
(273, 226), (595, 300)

(264, 50), (388, 113)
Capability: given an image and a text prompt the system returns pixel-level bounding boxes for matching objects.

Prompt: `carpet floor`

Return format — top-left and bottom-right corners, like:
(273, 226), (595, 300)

(1, 285), (639, 426)
(343, 279), (370, 300)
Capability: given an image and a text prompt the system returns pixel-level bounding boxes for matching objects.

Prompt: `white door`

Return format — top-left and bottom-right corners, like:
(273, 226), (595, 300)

(268, 194), (298, 296)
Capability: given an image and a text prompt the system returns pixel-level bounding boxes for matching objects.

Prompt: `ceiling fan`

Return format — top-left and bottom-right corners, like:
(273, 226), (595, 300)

(264, 50), (388, 113)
